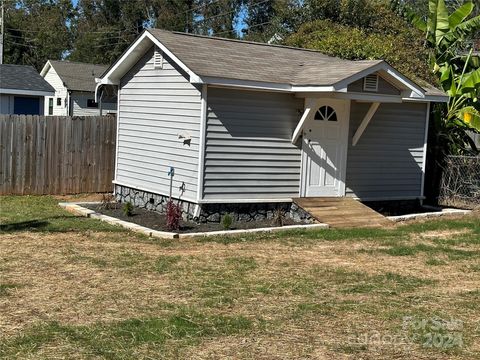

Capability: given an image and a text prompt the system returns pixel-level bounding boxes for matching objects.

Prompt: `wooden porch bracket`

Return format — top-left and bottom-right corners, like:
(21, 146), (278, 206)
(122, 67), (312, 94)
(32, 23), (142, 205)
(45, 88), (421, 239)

(291, 98), (320, 144)
(352, 102), (380, 146)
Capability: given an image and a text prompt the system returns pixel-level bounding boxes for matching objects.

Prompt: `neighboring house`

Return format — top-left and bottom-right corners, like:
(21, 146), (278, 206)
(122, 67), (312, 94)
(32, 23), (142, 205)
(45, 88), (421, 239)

(40, 60), (117, 116)
(0, 64), (54, 115)
(97, 29), (448, 220)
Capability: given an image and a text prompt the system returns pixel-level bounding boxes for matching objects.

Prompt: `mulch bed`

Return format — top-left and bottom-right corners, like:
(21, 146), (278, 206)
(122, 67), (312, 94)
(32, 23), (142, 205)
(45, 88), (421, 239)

(85, 204), (303, 233)
(365, 201), (443, 217)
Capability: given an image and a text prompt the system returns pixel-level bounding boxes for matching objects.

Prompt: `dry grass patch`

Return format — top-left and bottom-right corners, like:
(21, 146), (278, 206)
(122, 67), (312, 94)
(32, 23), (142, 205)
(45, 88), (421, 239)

(1, 197), (479, 359)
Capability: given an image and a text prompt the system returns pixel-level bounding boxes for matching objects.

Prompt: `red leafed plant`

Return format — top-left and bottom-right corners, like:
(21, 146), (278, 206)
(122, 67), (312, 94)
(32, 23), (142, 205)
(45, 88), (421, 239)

(166, 200), (182, 231)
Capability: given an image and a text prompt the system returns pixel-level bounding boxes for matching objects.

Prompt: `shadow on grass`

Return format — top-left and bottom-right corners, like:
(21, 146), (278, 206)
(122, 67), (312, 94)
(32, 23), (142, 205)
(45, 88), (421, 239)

(0, 219), (49, 232)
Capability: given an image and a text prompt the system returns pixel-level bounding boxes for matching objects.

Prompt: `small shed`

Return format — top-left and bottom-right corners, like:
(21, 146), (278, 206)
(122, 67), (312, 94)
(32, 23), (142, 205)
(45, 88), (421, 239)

(97, 29), (448, 221)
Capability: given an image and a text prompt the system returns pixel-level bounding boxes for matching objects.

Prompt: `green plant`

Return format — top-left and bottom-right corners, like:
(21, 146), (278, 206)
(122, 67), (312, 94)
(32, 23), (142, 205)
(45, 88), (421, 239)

(123, 202), (134, 217)
(404, 0), (480, 151)
(221, 214), (233, 230)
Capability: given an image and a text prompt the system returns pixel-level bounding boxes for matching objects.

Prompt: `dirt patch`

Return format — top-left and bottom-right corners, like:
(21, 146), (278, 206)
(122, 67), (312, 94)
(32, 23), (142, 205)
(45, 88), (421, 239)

(414, 228), (473, 239)
(54, 193), (108, 203)
(84, 203), (305, 233)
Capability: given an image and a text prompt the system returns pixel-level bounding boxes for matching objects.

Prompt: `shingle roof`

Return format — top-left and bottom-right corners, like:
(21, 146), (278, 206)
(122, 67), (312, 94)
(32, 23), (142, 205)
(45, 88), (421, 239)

(0, 64), (54, 93)
(147, 29), (383, 87)
(145, 29), (444, 97)
(49, 61), (109, 92)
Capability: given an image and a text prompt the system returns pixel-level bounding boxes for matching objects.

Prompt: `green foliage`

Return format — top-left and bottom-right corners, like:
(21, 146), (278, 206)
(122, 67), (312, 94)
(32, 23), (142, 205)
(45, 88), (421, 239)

(402, 0), (480, 156)
(221, 214), (233, 230)
(3, 0), (74, 70)
(122, 202), (134, 217)
(285, 15), (432, 82)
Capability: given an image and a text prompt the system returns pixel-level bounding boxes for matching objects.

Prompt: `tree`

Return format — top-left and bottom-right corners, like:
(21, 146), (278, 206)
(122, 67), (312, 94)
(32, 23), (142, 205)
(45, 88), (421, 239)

(406, 0), (480, 148)
(284, 2), (432, 82)
(3, 0), (74, 70)
(68, 0), (151, 64)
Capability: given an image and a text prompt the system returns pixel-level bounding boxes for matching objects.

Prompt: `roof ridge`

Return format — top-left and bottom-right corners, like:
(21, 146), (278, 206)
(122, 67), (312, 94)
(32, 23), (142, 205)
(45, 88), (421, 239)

(149, 28), (334, 57)
(49, 59), (109, 67)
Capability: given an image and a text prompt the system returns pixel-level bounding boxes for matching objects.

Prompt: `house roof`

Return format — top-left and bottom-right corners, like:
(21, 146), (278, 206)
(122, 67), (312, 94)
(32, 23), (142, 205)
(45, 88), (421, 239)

(45, 61), (109, 92)
(147, 29), (385, 87)
(0, 64), (55, 94)
(99, 29), (446, 101)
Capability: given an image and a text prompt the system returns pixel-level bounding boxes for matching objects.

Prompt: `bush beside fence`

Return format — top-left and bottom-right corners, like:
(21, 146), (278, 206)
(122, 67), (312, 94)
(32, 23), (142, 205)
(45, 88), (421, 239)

(0, 115), (116, 195)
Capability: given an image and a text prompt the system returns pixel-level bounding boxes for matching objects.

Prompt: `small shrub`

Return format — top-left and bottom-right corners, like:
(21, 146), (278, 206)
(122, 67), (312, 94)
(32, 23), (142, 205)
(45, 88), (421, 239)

(123, 202), (134, 217)
(166, 200), (182, 231)
(222, 214), (233, 230)
(273, 208), (285, 227)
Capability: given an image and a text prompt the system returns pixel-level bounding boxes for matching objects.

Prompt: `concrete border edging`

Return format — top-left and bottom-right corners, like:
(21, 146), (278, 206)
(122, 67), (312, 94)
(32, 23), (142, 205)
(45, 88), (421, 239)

(58, 202), (330, 239)
(387, 208), (472, 222)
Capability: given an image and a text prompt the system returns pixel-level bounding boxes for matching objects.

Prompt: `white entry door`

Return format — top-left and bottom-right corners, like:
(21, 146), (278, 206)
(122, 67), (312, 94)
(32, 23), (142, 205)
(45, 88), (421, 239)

(301, 99), (349, 197)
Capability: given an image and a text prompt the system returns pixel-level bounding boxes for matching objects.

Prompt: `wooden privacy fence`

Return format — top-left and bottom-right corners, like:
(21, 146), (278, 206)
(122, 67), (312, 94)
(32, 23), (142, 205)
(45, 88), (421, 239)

(0, 115), (116, 195)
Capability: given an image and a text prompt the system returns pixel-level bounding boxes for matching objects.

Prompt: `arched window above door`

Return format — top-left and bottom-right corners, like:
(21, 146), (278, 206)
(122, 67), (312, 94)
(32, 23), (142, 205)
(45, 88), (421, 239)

(314, 106), (337, 121)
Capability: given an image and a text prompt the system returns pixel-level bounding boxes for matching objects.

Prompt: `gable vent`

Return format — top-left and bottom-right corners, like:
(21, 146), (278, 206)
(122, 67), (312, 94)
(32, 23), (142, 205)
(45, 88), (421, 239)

(153, 47), (163, 69)
(363, 74), (379, 92)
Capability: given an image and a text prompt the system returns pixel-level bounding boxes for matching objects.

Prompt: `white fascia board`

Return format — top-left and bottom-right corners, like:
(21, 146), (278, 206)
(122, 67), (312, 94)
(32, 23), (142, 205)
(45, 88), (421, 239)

(333, 62), (426, 99)
(203, 77), (336, 93)
(99, 31), (200, 86)
(333, 92), (402, 103)
(203, 77), (292, 92)
(198, 198), (293, 204)
(144, 31), (199, 82)
(384, 67), (425, 97)
(402, 95), (449, 103)
(39, 60), (52, 77)
(0, 88), (54, 97)
(291, 85), (337, 92)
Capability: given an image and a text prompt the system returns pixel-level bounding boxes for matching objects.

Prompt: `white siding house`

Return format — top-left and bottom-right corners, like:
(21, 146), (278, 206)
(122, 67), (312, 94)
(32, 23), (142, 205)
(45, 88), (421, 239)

(97, 29), (448, 221)
(41, 60), (117, 116)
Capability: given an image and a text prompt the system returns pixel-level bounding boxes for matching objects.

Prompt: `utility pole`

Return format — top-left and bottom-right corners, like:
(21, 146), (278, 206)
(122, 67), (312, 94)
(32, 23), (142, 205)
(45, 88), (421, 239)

(0, 0), (4, 65)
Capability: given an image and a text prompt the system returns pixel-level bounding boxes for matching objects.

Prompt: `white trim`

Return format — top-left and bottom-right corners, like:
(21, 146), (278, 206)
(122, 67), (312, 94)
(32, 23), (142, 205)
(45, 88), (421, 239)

(402, 95), (448, 103)
(99, 31), (200, 86)
(112, 180), (199, 204)
(352, 102), (380, 146)
(113, 87), (121, 184)
(292, 98), (319, 144)
(198, 198), (293, 204)
(40, 60), (51, 77)
(0, 88), (54, 97)
(420, 102), (431, 199)
(196, 85), (208, 202)
(295, 92), (402, 103)
(351, 195), (426, 202)
(334, 62), (425, 98)
(300, 98), (350, 197)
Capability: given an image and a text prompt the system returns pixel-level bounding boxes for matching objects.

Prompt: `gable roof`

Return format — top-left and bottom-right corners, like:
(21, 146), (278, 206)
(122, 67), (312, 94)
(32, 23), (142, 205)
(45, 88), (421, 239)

(99, 29), (447, 101)
(0, 64), (54, 95)
(42, 60), (109, 92)
(147, 29), (385, 87)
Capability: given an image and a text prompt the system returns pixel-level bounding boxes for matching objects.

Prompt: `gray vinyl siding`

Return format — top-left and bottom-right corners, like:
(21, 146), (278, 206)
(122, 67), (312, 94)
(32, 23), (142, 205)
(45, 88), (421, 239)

(71, 91), (117, 116)
(203, 88), (303, 200)
(116, 46), (202, 201)
(346, 102), (427, 199)
(348, 75), (400, 95)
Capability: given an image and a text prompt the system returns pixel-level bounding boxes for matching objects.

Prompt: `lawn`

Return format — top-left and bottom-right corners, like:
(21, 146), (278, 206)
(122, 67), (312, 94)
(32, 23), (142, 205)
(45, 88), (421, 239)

(0, 195), (479, 359)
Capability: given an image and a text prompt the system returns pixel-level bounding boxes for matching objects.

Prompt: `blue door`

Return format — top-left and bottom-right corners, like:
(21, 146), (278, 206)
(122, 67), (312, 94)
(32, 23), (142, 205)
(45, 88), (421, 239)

(13, 97), (41, 115)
